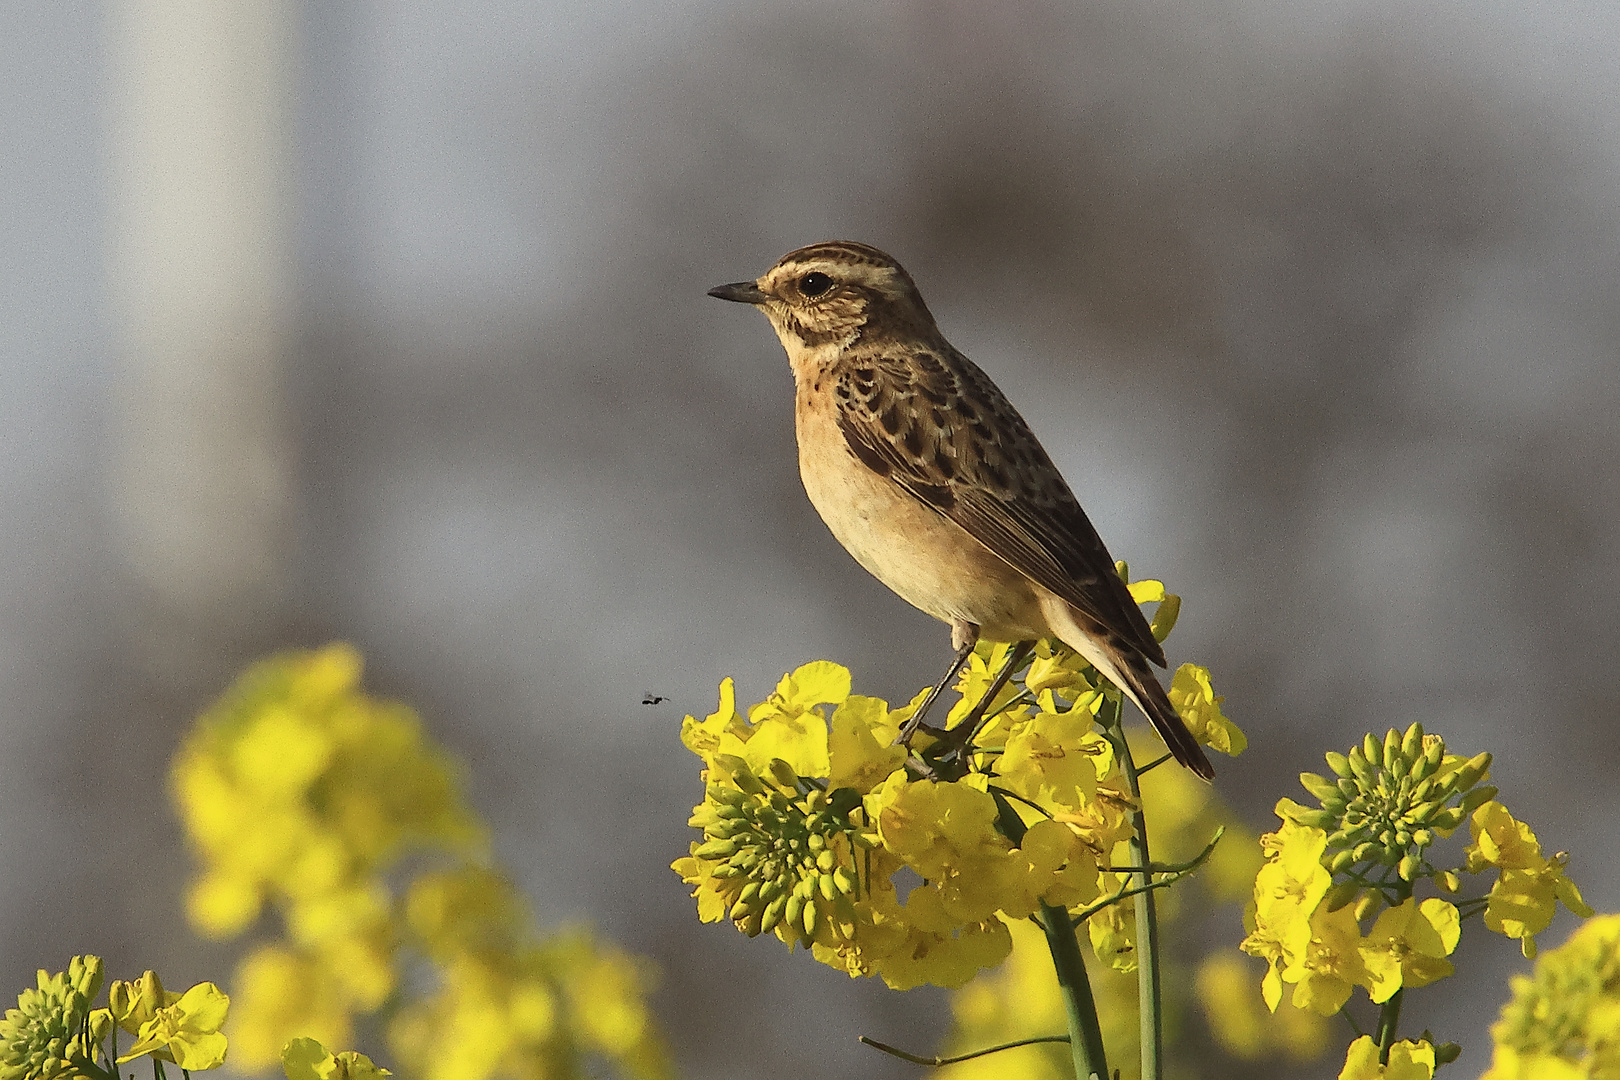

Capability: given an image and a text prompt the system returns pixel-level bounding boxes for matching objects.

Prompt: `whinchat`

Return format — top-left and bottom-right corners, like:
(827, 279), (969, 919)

(709, 241), (1214, 780)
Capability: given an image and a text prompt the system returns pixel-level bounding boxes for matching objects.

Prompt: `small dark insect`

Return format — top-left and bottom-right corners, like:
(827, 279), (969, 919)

(642, 694), (668, 705)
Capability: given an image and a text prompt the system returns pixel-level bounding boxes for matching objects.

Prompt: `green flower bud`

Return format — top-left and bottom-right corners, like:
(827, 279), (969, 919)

(1434, 1043), (1462, 1066)
(767, 758), (801, 791)
(802, 899), (818, 937)
(1299, 772), (1343, 806)
(1383, 728), (1403, 769)
(1325, 751), (1355, 780)
(1462, 785), (1499, 814)
(819, 873), (837, 902)
(1398, 853), (1422, 881)
(1363, 733), (1385, 768)
(1324, 881), (1361, 911)
(708, 783), (749, 806)
(1349, 751), (1379, 788)
(1353, 842), (1382, 863)
(1436, 871), (1461, 894)
(1329, 849), (1359, 874)
(1354, 893), (1384, 922)
(1400, 722), (1424, 762)
(695, 838), (737, 859)
(760, 894), (788, 933)
(1430, 807), (1465, 832)
(833, 866), (857, 896)
(785, 893), (805, 932)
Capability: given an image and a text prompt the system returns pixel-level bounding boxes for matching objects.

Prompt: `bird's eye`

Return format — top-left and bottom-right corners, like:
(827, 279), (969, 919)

(798, 271), (833, 298)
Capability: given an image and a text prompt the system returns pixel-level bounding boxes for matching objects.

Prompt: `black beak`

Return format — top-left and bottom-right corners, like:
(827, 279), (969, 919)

(708, 280), (768, 304)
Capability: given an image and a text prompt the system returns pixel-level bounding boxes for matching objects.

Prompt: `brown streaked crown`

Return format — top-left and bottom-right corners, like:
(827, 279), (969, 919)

(748, 241), (944, 351)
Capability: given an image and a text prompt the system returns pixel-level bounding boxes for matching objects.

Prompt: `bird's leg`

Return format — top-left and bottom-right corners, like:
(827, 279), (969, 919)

(896, 621), (979, 746)
(932, 639), (1036, 767)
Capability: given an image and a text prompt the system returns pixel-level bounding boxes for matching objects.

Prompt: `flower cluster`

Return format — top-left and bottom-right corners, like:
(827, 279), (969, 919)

(1244, 722), (1591, 1078)
(0, 957), (230, 1080)
(674, 574), (1246, 992)
(282, 1037), (391, 1080)
(173, 644), (671, 1080)
(1481, 913), (1620, 1079)
(933, 745), (1329, 1080)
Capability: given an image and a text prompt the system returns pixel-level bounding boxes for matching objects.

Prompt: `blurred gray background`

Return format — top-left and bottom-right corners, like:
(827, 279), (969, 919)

(4, 1), (1617, 1077)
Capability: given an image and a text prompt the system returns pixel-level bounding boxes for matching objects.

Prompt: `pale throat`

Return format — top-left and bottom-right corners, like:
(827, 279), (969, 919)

(766, 321), (855, 386)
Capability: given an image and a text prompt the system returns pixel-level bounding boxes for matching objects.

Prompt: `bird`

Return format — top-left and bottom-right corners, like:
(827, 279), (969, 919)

(708, 241), (1214, 780)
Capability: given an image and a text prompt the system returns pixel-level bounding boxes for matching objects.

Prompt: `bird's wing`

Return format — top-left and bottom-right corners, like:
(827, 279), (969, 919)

(832, 348), (1166, 667)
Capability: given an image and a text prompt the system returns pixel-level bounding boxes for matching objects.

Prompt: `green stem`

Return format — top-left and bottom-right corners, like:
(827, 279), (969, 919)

(1039, 902), (1110, 1080)
(860, 1033), (1073, 1066)
(991, 791), (1108, 1080)
(1375, 988), (1405, 1064)
(1100, 694), (1164, 1080)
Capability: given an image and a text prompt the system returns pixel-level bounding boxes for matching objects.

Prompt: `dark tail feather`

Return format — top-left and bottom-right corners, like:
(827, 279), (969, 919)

(1122, 656), (1216, 781)
(1041, 593), (1216, 780)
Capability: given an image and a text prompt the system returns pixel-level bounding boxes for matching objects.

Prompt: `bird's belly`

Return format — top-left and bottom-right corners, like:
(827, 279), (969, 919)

(796, 415), (1045, 641)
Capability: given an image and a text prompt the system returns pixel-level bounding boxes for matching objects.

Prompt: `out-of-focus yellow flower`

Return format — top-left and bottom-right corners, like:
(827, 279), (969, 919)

(228, 946), (354, 1070)
(405, 867), (526, 960)
(1467, 801), (1592, 956)
(1167, 664), (1246, 756)
(1358, 899), (1459, 1003)
(1195, 952), (1331, 1061)
(118, 981), (229, 1070)
(1338, 1035), (1435, 1080)
(549, 932), (667, 1071)
(1482, 913), (1620, 1079)
(282, 1037), (391, 1080)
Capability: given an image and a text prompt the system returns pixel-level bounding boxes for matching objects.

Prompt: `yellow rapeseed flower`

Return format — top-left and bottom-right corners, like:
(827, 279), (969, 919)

(281, 1037), (391, 1080)
(117, 981), (229, 1070)
(1167, 664), (1246, 756)
(1358, 899), (1460, 1003)
(1282, 903), (1365, 1015)
(1467, 801), (1592, 956)
(1338, 1035), (1435, 1080)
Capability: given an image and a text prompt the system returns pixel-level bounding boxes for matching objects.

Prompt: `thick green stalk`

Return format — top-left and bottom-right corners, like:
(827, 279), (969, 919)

(1039, 901), (1110, 1080)
(1375, 987), (1405, 1063)
(992, 792), (1108, 1080)
(1101, 695), (1164, 1080)
(1375, 879), (1414, 1063)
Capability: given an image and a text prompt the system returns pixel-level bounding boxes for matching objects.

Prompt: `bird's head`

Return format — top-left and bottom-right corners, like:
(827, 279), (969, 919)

(709, 241), (939, 357)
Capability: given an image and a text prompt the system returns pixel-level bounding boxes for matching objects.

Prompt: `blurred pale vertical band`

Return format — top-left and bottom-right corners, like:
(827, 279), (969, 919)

(106, 0), (295, 642)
